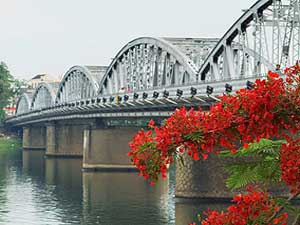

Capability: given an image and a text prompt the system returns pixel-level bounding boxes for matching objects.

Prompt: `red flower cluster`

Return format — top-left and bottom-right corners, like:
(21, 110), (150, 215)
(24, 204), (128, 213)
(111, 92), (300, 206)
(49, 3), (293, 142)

(155, 108), (205, 160)
(128, 63), (300, 193)
(128, 109), (205, 182)
(201, 187), (288, 225)
(200, 72), (288, 153)
(280, 138), (300, 194)
(128, 129), (157, 181)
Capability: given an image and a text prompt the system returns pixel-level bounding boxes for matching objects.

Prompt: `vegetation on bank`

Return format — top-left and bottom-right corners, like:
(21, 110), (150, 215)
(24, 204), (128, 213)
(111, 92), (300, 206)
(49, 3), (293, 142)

(0, 137), (21, 153)
(0, 62), (25, 121)
(0, 63), (15, 121)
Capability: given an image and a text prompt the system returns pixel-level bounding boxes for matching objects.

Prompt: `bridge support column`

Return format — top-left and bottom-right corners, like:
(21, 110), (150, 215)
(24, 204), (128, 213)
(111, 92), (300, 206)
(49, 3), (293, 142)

(22, 127), (30, 149)
(175, 154), (288, 199)
(22, 126), (46, 149)
(83, 127), (138, 171)
(175, 154), (239, 199)
(46, 122), (56, 156)
(46, 122), (85, 157)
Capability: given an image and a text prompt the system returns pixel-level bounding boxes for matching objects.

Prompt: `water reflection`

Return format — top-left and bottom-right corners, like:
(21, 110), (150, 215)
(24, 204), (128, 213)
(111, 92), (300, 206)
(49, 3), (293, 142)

(45, 157), (82, 189)
(82, 172), (171, 225)
(22, 150), (45, 178)
(44, 157), (83, 224)
(0, 148), (240, 225)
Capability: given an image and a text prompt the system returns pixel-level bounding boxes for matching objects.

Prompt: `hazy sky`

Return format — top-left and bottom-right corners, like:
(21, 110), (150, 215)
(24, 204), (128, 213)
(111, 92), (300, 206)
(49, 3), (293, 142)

(1, 0), (254, 80)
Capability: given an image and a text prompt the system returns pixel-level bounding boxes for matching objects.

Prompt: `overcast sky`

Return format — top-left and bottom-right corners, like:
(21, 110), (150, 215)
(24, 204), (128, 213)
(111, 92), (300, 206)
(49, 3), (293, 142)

(0, 0), (255, 80)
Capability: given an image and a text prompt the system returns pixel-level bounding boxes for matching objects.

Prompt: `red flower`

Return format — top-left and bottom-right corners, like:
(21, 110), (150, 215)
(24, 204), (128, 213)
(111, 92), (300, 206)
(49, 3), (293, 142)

(201, 187), (288, 225)
(280, 138), (300, 193)
(148, 119), (155, 129)
(128, 63), (300, 192)
(193, 153), (200, 161)
(127, 64), (300, 223)
(268, 71), (280, 79)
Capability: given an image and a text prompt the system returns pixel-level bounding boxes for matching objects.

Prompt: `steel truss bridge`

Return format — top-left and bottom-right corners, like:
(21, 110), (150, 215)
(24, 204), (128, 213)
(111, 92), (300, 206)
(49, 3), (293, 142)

(7, 0), (300, 126)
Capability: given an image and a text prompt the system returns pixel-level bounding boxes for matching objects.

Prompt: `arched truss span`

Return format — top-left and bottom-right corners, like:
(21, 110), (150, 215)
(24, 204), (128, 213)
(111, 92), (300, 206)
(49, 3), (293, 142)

(16, 93), (32, 115)
(98, 37), (200, 96)
(56, 66), (99, 104)
(199, 0), (300, 82)
(31, 83), (57, 110)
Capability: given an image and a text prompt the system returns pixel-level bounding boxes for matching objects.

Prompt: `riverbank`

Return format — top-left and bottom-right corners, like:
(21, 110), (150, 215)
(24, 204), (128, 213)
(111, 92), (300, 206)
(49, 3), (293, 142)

(0, 136), (21, 152)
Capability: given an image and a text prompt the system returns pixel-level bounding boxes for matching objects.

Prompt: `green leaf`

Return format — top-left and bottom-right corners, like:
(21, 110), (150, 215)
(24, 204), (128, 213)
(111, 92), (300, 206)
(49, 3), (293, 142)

(178, 155), (185, 167)
(225, 163), (261, 189)
(225, 159), (281, 190)
(222, 139), (283, 190)
(219, 138), (284, 158)
(197, 214), (202, 222)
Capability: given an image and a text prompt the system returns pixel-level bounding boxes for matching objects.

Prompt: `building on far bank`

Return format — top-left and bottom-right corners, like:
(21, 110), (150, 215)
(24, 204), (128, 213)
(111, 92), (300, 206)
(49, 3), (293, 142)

(27, 74), (60, 89)
(5, 74), (60, 117)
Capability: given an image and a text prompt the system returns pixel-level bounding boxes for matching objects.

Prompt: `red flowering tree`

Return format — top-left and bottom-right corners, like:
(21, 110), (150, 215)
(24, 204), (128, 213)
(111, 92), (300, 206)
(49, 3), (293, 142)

(128, 63), (300, 224)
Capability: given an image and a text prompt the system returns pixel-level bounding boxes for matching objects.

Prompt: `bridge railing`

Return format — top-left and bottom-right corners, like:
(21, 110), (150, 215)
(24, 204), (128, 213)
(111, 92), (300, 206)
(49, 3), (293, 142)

(7, 75), (267, 126)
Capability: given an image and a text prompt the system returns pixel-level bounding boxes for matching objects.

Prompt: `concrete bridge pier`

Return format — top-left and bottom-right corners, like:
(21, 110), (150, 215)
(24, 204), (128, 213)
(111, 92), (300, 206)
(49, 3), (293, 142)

(175, 154), (238, 199)
(46, 122), (56, 155)
(45, 120), (94, 157)
(83, 126), (139, 171)
(175, 154), (289, 199)
(22, 125), (46, 149)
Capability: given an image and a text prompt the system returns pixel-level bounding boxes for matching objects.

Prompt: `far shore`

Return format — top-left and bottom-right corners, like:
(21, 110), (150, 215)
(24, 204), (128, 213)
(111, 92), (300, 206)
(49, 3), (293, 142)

(0, 134), (21, 152)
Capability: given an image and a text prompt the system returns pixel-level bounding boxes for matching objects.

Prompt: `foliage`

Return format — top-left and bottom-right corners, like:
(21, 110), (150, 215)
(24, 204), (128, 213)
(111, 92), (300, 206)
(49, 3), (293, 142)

(220, 139), (283, 190)
(200, 186), (288, 225)
(12, 78), (28, 97)
(280, 138), (300, 194)
(0, 62), (15, 121)
(0, 137), (21, 153)
(128, 109), (203, 183)
(128, 63), (300, 190)
(128, 63), (300, 224)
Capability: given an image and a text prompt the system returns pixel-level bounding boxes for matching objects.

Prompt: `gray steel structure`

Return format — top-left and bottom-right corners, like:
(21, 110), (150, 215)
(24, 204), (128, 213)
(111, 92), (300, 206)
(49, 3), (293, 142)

(31, 83), (58, 110)
(8, 0), (300, 126)
(56, 66), (106, 104)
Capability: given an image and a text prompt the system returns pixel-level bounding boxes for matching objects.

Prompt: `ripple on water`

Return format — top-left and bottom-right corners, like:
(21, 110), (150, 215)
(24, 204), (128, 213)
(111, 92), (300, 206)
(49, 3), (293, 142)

(0, 149), (227, 225)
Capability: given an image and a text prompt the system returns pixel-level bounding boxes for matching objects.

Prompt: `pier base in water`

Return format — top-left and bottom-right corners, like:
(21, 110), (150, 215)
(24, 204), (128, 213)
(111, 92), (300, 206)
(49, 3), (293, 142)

(83, 127), (138, 171)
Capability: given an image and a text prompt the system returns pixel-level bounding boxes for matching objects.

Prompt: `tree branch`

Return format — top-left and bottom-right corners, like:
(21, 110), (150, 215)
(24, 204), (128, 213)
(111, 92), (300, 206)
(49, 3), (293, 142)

(292, 213), (300, 225)
(267, 191), (300, 223)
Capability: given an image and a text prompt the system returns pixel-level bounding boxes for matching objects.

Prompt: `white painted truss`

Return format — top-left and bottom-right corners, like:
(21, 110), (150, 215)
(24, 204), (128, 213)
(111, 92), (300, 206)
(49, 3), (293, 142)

(15, 93), (32, 115)
(98, 37), (217, 96)
(30, 83), (58, 110)
(55, 66), (100, 104)
(199, 0), (300, 81)
(8, 0), (300, 125)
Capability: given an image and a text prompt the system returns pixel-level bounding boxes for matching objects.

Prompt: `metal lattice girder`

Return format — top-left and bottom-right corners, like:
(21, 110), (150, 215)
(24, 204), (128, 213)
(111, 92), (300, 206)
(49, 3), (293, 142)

(31, 83), (58, 110)
(10, 76), (258, 125)
(9, 0), (300, 125)
(199, 0), (300, 81)
(281, 0), (300, 66)
(56, 66), (103, 104)
(98, 37), (218, 96)
(15, 93), (33, 115)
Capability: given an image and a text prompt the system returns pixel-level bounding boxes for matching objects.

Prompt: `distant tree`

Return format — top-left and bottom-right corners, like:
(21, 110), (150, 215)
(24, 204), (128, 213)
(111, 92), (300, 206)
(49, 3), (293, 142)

(12, 78), (28, 97)
(0, 62), (14, 121)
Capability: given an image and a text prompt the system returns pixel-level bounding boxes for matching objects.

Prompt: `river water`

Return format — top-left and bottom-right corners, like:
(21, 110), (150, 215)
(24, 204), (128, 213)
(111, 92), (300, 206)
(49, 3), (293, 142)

(0, 148), (228, 225)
